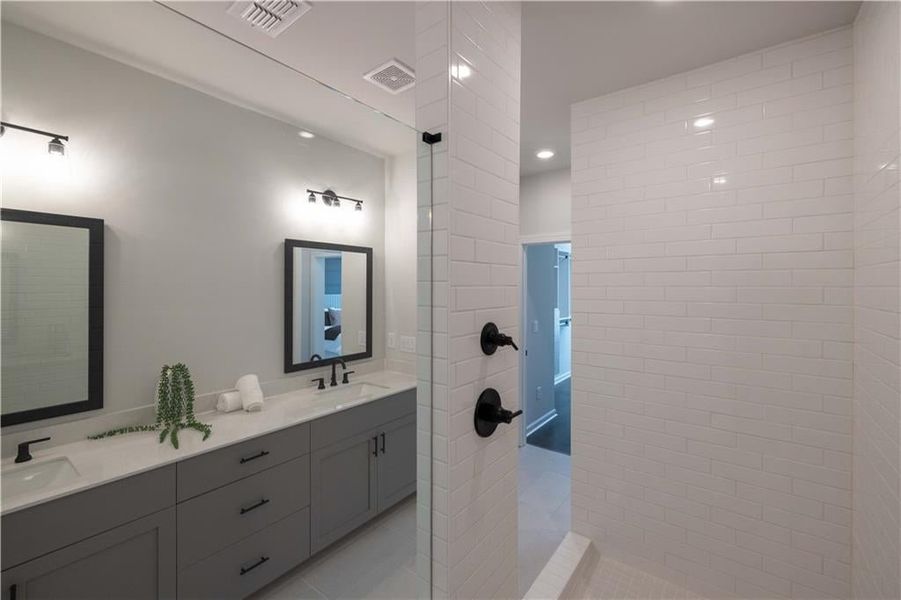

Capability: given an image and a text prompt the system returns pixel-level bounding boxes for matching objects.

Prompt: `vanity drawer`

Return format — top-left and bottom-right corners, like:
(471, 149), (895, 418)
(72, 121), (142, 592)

(177, 422), (310, 501)
(1, 465), (175, 570)
(177, 455), (310, 569)
(177, 507), (310, 600)
(310, 389), (415, 450)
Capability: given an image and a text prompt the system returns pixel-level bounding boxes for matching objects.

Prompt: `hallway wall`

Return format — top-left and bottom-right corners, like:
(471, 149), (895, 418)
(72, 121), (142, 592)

(570, 27), (855, 599)
(851, 3), (901, 598)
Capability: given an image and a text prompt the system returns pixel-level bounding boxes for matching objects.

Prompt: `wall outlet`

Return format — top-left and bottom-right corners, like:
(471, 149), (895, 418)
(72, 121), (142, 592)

(536, 385), (542, 400)
(358, 330), (366, 348)
(400, 335), (416, 353)
(532, 320), (539, 333)
(387, 332), (397, 349)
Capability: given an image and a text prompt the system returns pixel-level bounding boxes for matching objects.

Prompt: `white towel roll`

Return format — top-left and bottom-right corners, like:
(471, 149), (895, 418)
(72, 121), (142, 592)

(216, 391), (242, 413)
(242, 390), (264, 412)
(236, 373), (262, 396)
(236, 373), (264, 412)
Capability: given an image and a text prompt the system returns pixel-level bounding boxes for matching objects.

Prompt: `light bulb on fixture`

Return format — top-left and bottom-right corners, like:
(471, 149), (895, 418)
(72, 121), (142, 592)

(355, 201), (362, 212)
(536, 149), (555, 160)
(308, 192), (317, 203)
(47, 137), (66, 157)
(299, 130), (315, 139)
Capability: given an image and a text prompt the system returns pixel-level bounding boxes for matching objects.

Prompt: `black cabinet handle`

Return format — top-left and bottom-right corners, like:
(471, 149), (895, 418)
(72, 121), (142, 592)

(380, 432), (386, 454)
(239, 450), (270, 464)
(9, 584), (17, 600)
(240, 555), (269, 575)
(240, 498), (270, 515)
(372, 436), (378, 457)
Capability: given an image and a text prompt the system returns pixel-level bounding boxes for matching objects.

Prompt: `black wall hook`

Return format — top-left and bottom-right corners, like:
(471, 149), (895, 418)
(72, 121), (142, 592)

(480, 322), (519, 355)
(474, 388), (523, 437)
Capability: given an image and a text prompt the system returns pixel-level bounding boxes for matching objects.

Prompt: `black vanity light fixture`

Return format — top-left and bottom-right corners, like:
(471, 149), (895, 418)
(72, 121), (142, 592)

(0, 121), (69, 157)
(306, 188), (364, 212)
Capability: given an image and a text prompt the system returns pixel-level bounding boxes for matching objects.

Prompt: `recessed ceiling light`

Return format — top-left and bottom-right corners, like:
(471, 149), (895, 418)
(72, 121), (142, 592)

(299, 130), (315, 139)
(451, 64), (472, 80)
(693, 117), (715, 129)
(536, 149), (555, 160)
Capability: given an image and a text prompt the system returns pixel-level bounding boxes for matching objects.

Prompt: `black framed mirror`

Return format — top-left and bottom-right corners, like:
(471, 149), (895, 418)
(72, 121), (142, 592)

(1, 209), (104, 426)
(284, 239), (373, 372)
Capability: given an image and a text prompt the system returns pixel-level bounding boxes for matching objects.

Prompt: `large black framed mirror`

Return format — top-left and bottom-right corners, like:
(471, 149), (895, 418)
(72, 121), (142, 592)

(284, 239), (373, 372)
(1, 209), (104, 426)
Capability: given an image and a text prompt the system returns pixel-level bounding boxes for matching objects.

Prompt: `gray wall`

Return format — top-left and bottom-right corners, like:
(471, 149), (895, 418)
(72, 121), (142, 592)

(2, 24), (389, 435)
(523, 244), (557, 431)
(520, 168), (571, 242)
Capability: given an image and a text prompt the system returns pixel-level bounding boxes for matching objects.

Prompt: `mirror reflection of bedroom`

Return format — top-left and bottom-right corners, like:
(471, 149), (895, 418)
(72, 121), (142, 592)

(294, 248), (368, 361)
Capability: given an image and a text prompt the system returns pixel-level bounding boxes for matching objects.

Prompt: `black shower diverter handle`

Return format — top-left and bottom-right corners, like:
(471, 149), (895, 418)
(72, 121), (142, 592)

(474, 388), (523, 438)
(480, 322), (519, 354)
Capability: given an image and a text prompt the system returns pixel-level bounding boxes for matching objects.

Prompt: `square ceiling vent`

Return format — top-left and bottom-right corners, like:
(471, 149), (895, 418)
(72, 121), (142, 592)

(364, 59), (415, 95)
(226, 0), (312, 38)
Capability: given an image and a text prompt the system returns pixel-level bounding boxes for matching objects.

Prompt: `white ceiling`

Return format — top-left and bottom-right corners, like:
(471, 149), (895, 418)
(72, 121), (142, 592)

(161, 1), (415, 126)
(2, 1), (417, 159)
(4, 1), (863, 174)
(521, 1), (861, 175)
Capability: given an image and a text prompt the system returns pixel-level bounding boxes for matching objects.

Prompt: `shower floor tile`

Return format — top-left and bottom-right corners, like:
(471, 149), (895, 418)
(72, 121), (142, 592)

(579, 556), (707, 600)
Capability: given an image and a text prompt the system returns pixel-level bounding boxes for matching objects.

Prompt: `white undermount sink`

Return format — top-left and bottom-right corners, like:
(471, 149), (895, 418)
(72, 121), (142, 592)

(316, 382), (390, 403)
(2, 457), (80, 501)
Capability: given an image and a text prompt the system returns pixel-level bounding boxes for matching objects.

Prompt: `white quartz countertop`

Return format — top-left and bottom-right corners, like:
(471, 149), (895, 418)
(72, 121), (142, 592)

(1, 371), (416, 516)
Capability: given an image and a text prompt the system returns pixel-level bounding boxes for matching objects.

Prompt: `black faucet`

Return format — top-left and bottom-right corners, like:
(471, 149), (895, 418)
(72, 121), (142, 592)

(310, 354), (323, 362)
(15, 437), (51, 463)
(329, 359), (347, 387)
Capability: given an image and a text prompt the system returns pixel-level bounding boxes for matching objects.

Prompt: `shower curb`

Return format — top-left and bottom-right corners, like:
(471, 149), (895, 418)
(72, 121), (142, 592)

(523, 532), (597, 600)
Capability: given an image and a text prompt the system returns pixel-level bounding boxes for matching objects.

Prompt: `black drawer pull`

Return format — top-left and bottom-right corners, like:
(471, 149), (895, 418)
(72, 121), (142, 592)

(239, 450), (270, 464)
(372, 435), (378, 457)
(240, 497), (270, 515)
(10, 584), (17, 600)
(240, 555), (269, 575)
(380, 432), (386, 454)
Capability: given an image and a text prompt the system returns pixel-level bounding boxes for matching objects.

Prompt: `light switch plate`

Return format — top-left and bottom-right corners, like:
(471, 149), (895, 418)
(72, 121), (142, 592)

(388, 332), (397, 349)
(358, 331), (366, 348)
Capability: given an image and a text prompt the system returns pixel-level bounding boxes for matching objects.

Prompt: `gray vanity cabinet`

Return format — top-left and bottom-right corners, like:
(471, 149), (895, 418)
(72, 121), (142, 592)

(1, 508), (176, 600)
(309, 430), (379, 553)
(309, 389), (416, 554)
(376, 413), (417, 512)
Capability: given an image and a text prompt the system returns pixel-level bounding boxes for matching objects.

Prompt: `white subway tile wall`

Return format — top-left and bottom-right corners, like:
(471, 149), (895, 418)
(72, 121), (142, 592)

(416, 2), (522, 598)
(852, 4), (901, 600)
(570, 28), (857, 599)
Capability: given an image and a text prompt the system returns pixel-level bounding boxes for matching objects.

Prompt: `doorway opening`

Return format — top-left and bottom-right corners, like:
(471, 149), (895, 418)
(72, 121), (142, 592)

(517, 240), (572, 596)
(523, 242), (572, 455)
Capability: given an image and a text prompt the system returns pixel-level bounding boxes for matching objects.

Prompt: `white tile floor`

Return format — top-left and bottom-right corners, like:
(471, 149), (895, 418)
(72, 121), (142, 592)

(518, 444), (572, 597)
(254, 444), (571, 600)
(252, 497), (418, 600)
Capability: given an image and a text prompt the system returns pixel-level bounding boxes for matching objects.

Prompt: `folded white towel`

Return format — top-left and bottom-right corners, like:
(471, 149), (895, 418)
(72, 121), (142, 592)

(216, 391), (242, 413)
(242, 390), (264, 412)
(236, 373), (262, 395)
(236, 374), (264, 412)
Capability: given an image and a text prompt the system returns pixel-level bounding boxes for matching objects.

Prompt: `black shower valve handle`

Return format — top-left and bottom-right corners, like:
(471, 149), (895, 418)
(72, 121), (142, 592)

(480, 322), (519, 355)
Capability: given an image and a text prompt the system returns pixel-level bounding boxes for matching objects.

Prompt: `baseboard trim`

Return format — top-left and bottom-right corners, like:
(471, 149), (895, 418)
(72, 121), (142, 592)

(526, 409), (558, 437)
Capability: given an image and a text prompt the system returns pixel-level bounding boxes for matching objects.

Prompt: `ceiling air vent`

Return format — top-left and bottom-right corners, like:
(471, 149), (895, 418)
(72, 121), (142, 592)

(226, 0), (312, 38)
(364, 59), (415, 94)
